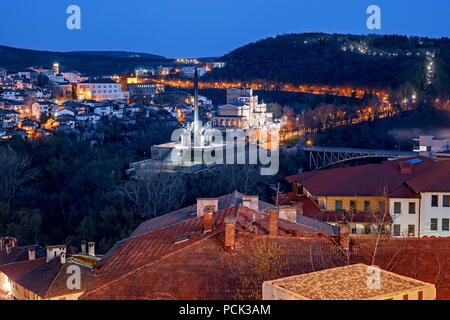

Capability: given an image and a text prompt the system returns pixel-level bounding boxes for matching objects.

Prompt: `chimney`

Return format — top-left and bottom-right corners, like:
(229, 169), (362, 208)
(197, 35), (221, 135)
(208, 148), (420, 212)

(0, 237), (5, 251)
(60, 252), (66, 264)
(338, 223), (350, 251)
(224, 217), (236, 251)
(9, 237), (17, 248)
(399, 162), (413, 175)
(88, 242), (95, 256)
(46, 245), (66, 263)
(279, 206), (297, 223)
(294, 202), (303, 215)
(269, 209), (279, 237)
(28, 248), (36, 261)
(81, 240), (87, 254)
(203, 206), (214, 233)
(197, 198), (219, 217)
(242, 196), (259, 211)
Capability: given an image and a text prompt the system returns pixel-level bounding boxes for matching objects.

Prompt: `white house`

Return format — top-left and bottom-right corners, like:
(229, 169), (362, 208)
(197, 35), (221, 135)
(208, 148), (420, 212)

(76, 79), (127, 102)
(54, 108), (76, 118)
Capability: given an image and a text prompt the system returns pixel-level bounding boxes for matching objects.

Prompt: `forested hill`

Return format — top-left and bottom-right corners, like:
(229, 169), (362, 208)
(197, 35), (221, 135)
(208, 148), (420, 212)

(0, 45), (167, 75)
(205, 33), (450, 93)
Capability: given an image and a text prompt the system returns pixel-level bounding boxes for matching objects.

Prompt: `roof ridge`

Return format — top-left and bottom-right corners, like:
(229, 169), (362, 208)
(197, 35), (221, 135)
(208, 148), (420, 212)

(83, 227), (224, 299)
(44, 261), (66, 300)
(319, 165), (367, 195)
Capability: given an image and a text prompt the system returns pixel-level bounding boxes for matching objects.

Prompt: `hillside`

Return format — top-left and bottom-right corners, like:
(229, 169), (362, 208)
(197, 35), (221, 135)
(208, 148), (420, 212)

(205, 33), (450, 93)
(0, 45), (167, 75)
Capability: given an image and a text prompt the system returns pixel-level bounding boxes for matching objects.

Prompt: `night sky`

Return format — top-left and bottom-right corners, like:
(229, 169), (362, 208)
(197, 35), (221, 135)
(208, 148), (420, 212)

(0, 0), (448, 58)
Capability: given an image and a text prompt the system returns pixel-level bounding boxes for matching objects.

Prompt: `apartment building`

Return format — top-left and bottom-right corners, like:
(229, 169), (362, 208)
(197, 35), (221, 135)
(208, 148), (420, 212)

(76, 78), (128, 101)
(285, 157), (450, 238)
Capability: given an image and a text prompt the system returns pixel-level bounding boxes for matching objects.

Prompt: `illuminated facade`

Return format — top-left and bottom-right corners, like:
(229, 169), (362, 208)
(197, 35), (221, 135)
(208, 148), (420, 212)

(76, 79), (128, 101)
(213, 87), (273, 129)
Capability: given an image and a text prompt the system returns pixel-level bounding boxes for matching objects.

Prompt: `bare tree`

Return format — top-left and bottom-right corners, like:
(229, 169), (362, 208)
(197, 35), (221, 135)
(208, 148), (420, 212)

(122, 166), (186, 218)
(235, 239), (283, 300)
(218, 163), (262, 195)
(0, 148), (35, 229)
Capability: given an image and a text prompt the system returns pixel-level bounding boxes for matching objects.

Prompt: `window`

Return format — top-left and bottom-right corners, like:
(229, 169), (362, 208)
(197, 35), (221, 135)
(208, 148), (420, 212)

(379, 201), (385, 213)
(443, 195), (449, 207)
(431, 218), (438, 231)
(350, 200), (356, 212)
(364, 224), (372, 234)
(408, 225), (415, 237)
(335, 200), (342, 212)
(393, 224), (401, 236)
(431, 195), (439, 207)
(408, 202), (416, 214)
(364, 201), (370, 212)
(394, 202), (401, 214)
(418, 291), (423, 300)
(443, 219), (449, 231)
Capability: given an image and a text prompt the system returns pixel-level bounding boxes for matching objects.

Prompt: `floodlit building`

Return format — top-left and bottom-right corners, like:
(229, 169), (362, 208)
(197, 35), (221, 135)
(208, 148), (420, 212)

(414, 135), (450, 160)
(76, 78), (128, 101)
(213, 88), (273, 129)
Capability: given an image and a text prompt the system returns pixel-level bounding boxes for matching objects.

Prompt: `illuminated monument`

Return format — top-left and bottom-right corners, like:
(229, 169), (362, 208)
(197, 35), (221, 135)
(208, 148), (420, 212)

(127, 69), (280, 176)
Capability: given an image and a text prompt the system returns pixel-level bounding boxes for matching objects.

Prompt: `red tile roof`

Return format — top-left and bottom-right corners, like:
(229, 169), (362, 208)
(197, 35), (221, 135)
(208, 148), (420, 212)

(81, 236), (346, 300)
(15, 257), (96, 299)
(96, 191), (276, 269)
(81, 235), (450, 300)
(351, 238), (450, 300)
(285, 156), (439, 197)
(0, 258), (46, 281)
(0, 246), (35, 265)
(82, 205), (337, 300)
(406, 160), (450, 192)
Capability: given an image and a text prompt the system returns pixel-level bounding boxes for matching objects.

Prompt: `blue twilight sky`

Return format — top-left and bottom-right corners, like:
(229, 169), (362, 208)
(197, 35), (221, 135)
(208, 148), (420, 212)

(0, 0), (448, 58)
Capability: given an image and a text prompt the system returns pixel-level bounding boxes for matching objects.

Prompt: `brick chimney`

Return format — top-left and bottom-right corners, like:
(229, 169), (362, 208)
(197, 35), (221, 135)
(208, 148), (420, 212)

(81, 240), (87, 254)
(203, 206), (214, 233)
(294, 202), (303, 215)
(88, 242), (95, 257)
(224, 217), (236, 251)
(0, 237), (5, 251)
(197, 198), (219, 217)
(60, 252), (66, 264)
(46, 245), (66, 263)
(28, 248), (36, 260)
(269, 209), (279, 237)
(338, 223), (350, 251)
(242, 196), (259, 211)
(279, 206), (297, 223)
(400, 162), (413, 174)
